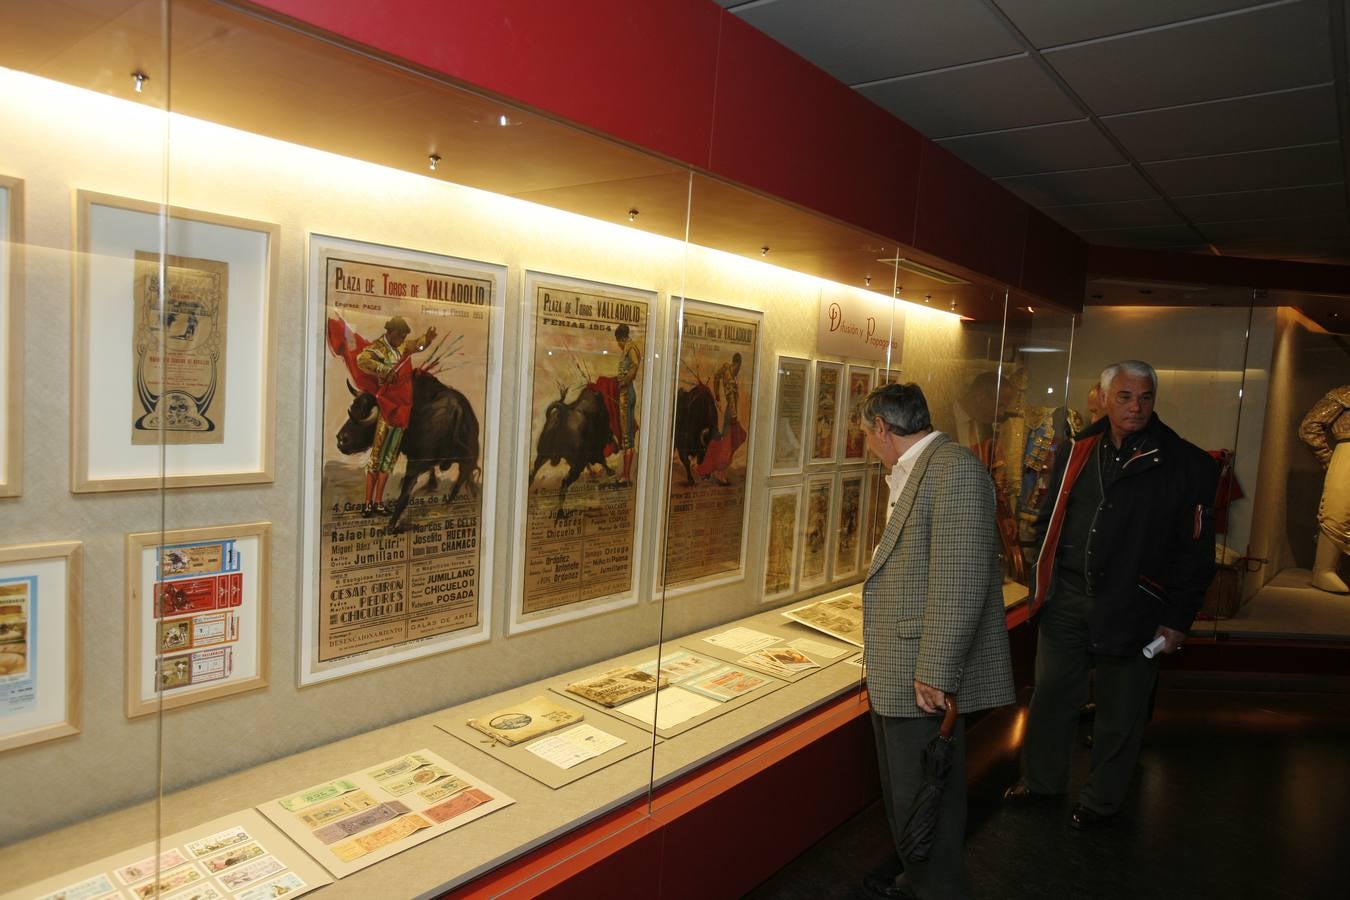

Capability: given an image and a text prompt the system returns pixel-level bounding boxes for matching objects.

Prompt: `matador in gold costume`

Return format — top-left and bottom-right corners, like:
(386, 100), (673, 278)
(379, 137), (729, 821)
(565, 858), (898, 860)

(1299, 385), (1350, 594)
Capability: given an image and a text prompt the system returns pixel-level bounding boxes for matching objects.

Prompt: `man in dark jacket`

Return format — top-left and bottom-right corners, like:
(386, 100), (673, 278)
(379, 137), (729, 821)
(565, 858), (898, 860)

(1003, 360), (1218, 829)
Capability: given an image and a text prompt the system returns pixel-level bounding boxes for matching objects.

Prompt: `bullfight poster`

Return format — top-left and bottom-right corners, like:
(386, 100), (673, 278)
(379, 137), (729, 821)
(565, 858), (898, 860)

(510, 273), (656, 631)
(300, 237), (501, 684)
(661, 300), (761, 590)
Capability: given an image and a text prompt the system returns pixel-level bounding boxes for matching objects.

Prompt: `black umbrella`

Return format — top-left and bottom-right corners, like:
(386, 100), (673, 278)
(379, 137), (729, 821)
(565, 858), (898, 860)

(897, 696), (959, 863)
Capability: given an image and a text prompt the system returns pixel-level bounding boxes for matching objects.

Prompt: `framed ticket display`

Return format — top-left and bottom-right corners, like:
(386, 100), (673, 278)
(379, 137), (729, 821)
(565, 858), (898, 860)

(508, 272), (656, 633)
(769, 355), (810, 475)
(762, 482), (802, 602)
(658, 298), (761, 592)
(0, 176), (22, 497)
(797, 473), (834, 593)
(124, 523), (269, 717)
(299, 236), (502, 684)
(808, 360), (842, 465)
(0, 541), (80, 753)
(842, 365), (873, 462)
(72, 191), (278, 492)
(831, 470), (866, 581)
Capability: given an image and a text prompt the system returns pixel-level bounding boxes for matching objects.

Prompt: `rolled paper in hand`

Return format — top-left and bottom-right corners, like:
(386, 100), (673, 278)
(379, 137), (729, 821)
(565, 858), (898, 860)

(1141, 635), (1167, 659)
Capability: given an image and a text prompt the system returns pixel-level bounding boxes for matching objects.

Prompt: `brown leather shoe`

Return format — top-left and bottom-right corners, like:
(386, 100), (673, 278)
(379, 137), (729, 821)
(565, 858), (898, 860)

(1002, 781), (1065, 807)
(1070, 804), (1120, 830)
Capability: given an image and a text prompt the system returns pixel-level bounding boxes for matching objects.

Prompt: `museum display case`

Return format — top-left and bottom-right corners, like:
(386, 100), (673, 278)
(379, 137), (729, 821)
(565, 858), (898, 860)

(2, 2), (1345, 898)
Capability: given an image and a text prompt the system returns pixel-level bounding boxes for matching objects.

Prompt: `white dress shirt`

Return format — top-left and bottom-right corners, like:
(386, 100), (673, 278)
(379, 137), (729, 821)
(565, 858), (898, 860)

(885, 430), (943, 518)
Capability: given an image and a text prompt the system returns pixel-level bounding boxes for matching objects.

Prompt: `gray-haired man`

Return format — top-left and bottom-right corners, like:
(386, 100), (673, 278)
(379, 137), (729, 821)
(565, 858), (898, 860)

(860, 383), (1014, 900)
(1004, 360), (1218, 828)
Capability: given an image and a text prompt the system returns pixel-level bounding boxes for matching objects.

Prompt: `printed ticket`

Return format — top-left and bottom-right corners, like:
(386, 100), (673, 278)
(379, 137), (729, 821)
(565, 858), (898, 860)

(295, 790), (378, 828)
(35, 873), (119, 900)
(115, 849), (189, 884)
(185, 825), (253, 858)
(130, 864), (204, 899)
(234, 872), (307, 900)
(330, 815), (432, 862)
(313, 801), (410, 845)
(158, 610), (239, 653)
(201, 840), (268, 874)
(422, 787), (492, 824)
(278, 778), (361, 812)
(155, 573), (243, 619)
(158, 540), (239, 579)
(216, 855), (285, 891)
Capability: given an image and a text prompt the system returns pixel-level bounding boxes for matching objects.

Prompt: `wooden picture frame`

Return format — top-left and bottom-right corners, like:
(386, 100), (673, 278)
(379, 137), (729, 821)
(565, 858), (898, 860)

(124, 523), (270, 717)
(0, 176), (23, 498)
(769, 355), (811, 475)
(807, 360), (842, 466)
(0, 540), (81, 753)
(72, 190), (278, 492)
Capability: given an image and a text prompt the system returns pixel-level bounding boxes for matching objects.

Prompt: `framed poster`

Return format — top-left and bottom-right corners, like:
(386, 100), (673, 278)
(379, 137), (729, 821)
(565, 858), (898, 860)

(762, 481), (802, 602)
(808, 360), (842, 465)
(0, 541), (80, 753)
(124, 523), (268, 717)
(798, 473), (835, 593)
(299, 235), (502, 685)
(831, 470), (866, 581)
(0, 176), (22, 497)
(658, 298), (761, 593)
(509, 272), (657, 632)
(769, 355), (810, 475)
(72, 191), (278, 492)
(841, 364), (873, 463)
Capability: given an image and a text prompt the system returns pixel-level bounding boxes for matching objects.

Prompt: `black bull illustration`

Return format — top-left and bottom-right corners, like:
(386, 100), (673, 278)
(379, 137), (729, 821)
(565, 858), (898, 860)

(528, 384), (614, 509)
(337, 372), (480, 532)
(673, 383), (719, 486)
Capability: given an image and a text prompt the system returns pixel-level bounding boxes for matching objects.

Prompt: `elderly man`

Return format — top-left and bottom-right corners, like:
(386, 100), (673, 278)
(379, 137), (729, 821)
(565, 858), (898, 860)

(1004, 360), (1218, 829)
(860, 383), (1014, 900)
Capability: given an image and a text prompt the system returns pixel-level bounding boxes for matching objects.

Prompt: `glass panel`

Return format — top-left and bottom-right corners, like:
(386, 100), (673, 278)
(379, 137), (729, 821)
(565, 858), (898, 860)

(0, 1), (173, 894)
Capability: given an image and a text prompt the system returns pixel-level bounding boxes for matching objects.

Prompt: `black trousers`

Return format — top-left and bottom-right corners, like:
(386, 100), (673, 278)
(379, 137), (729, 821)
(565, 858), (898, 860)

(871, 710), (970, 900)
(1021, 581), (1160, 814)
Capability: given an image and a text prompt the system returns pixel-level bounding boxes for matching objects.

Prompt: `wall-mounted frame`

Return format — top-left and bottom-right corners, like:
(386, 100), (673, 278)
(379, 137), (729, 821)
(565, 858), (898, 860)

(808, 360), (842, 466)
(841, 364), (873, 463)
(508, 271), (658, 633)
(0, 541), (81, 753)
(831, 470), (866, 582)
(797, 472), (835, 593)
(299, 235), (502, 685)
(655, 297), (762, 596)
(769, 355), (811, 476)
(0, 176), (23, 498)
(71, 190), (278, 492)
(124, 523), (269, 717)
(762, 480), (803, 603)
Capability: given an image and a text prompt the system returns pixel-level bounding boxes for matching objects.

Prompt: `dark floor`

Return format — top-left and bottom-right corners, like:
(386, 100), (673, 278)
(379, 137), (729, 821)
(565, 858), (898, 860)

(747, 675), (1350, 900)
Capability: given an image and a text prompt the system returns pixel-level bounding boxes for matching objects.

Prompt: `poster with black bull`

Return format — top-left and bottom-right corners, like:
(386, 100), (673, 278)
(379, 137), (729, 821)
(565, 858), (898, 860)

(315, 250), (494, 669)
(663, 304), (760, 587)
(517, 278), (651, 623)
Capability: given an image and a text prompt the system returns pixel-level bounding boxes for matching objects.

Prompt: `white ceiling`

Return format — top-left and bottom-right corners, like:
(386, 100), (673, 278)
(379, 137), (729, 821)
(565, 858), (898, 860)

(720, 0), (1350, 264)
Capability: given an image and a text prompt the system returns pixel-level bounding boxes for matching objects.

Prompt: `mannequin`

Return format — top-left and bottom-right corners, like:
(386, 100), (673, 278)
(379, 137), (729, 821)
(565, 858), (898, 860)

(1298, 385), (1350, 594)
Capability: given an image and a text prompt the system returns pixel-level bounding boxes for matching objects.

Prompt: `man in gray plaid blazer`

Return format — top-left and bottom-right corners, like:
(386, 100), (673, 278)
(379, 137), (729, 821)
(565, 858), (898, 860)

(860, 383), (1015, 900)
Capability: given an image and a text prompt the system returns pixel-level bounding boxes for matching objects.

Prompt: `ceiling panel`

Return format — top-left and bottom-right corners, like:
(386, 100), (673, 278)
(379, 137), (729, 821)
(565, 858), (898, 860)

(1103, 84), (1339, 161)
(857, 54), (1081, 138)
(994, 0), (1273, 48)
(937, 119), (1124, 178)
(730, 0), (1020, 85)
(1177, 183), (1347, 223)
(1042, 199), (1184, 231)
(1076, 223), (1208, 250)
(1044, 0), (1332, 115)
(997, 165), (1158, 206)
(1144, 142), (1344, 195)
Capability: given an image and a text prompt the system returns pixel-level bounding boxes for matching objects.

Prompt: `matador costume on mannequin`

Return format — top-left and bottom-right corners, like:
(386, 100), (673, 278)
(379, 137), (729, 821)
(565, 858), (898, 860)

(1299, 385), (1350, 594)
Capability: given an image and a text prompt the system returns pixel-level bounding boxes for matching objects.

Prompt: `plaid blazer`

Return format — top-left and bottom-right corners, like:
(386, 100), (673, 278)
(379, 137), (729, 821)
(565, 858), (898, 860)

(863, 433), (1015, 718)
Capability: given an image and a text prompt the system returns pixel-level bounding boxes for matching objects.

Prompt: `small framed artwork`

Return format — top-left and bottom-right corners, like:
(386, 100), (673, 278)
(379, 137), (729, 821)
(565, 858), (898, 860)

(841, 364), (873, 463)
(762, 481), (802, 602)
(831, 470), (866, 581)
(72, 190), (279, 492)
(808, 360), (842, 465)
(797, 473), (835, 593)
(0, 175), (23, 497)
(769, 355), (811, 475)
(124, 523), (269, 717)
(0, 541), (81, 753)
